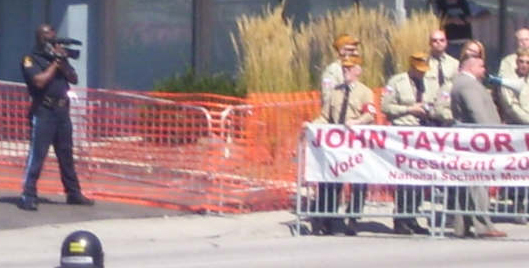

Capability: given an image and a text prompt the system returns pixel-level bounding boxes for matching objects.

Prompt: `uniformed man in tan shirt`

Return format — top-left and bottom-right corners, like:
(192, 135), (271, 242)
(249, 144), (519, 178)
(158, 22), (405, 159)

(499, 28), (529, 78)
(382, 52), (438, 235)
(427, 30), (460, 88)
(499, 48), (529, 223)
(320, 34), (360, 106)
(500, 48), (529, 124)
(382, 52), (440, 127)
(312, 55), (376, 236)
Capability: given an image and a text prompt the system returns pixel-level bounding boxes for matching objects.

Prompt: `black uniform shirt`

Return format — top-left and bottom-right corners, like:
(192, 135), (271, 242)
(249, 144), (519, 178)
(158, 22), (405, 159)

(21, 48), (71, 99)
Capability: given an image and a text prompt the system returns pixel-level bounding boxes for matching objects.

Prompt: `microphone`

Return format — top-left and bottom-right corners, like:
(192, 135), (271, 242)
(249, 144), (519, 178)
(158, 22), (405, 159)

(486, 74), (525, 94)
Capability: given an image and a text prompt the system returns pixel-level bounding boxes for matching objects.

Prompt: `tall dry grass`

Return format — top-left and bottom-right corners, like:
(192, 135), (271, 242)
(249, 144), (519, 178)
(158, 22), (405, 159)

(231, 4), (312, 94)
(310, 4), (393, 89)
(388, 10), (441, 73)
(232, 4), (441, 91)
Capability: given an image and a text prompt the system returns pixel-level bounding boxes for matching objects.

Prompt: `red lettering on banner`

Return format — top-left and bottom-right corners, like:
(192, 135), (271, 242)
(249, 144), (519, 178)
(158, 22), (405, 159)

(326, 129), (345, 148)
(369, 130), (386, 149)
(312, 129), (322, 147)
(329, 154), (364, 177)
(453, 133), (470, 151)
(415, 132), (432, 151)
(398, 131), (413, 149)
(470, 133), (490, 152)
(525, 134), (529, 150)
(348, 130), (367, 148)
(312, 127), (387, 149)
(494, 133), (514, 152)
(433, 132), (449, 151)
(395, 154), (496, 171)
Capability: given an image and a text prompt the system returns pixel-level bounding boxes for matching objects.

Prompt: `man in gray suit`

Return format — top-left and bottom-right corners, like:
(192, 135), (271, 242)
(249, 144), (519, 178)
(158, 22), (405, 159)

(450, 55), (507, 238)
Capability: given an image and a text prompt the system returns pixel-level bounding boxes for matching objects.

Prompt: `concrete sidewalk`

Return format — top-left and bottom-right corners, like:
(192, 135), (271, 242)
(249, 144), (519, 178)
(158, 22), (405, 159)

(1, 208), (529, 268)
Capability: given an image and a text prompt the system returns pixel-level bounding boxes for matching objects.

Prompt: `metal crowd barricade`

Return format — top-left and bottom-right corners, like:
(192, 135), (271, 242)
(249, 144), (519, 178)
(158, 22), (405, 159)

(296, 123), (529, 238)
(437, 185), (529, 237)
(295, 133), (437, 237)
(434, 124), (529, 237)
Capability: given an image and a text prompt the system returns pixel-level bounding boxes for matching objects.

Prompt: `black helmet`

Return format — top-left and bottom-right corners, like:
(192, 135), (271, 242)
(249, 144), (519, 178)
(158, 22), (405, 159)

(60, 230), (104, 268)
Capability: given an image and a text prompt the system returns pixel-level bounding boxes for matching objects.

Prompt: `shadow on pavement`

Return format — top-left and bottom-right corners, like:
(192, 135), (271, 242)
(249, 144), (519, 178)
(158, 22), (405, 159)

(0, 191), (184, 230)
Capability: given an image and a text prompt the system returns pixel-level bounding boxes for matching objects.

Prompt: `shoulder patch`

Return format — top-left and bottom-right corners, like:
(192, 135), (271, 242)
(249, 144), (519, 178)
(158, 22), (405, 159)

(441, 91), (451, 100)
(383, 86), (394, 95)
(322, 78), (334, 89)
(23, 56), (33, 68)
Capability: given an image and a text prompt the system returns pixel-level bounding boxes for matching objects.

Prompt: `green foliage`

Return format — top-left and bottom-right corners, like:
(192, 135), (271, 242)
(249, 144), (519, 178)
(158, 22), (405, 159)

(153, 68), (246, 97)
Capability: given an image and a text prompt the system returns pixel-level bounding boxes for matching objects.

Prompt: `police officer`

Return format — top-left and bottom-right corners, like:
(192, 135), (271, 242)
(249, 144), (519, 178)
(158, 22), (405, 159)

(19, 24), (94, 210)
(499, 28), (529, 78)
(382, 52), (439, 235)
(499, 48), (529, 224)
(320, 34), (360, 106)
(60, 230), (104, 268)
(311, 55), (376, 235)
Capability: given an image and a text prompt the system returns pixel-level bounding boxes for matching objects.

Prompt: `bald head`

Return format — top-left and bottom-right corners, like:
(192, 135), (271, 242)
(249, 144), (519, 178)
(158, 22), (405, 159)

(35, 24), (56, 48)
(460, 56), (486, 80)
(430, 30), (447, 56)
(515, 28), (529, 49)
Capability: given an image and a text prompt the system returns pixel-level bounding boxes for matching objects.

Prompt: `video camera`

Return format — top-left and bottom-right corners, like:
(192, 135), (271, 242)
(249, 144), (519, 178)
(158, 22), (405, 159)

(44, 37), (82, 60)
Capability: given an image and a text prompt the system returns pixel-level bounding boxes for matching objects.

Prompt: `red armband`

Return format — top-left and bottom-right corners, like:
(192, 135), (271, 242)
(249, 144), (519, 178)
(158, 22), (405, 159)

(362, 103), (377, 115)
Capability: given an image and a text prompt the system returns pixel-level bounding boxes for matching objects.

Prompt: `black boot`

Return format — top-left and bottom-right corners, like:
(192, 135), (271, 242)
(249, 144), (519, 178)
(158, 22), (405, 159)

(393, 219), (413, 235)
(329, 218), (348, 236)
(407, 219), (430, 235)
(18, 195), (38, 211)
(67, 194), (95, 206)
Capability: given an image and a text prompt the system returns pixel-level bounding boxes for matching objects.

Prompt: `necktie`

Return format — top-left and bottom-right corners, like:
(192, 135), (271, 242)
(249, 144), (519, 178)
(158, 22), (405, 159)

(411, 77), (425, 103)
(337, 86), (351, 124)
(438, 59), (445, 86)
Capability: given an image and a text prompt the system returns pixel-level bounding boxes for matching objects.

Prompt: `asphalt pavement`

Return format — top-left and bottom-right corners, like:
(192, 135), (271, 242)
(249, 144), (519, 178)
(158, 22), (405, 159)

(1, 191), (529, 268)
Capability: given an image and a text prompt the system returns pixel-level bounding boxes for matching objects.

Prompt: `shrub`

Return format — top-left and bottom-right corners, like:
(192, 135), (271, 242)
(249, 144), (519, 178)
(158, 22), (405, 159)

(153, 68), (246, 98)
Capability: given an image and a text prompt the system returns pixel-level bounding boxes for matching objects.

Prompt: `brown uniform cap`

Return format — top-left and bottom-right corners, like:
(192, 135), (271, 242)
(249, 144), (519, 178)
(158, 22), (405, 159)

(410, 52), (430, 72)
(333, 34), (360, 51)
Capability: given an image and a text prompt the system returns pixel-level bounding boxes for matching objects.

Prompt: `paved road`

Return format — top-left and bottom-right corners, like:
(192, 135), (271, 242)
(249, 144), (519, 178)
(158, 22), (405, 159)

(0, 190), (183, 230)
(1, 195), (529, 268)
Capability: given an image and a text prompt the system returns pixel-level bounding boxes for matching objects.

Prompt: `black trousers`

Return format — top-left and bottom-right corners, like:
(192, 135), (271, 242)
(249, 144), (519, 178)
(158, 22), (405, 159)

(317, 183), (366, 214)
(395, 185), (424, 224)
(22, 104), (82, 198)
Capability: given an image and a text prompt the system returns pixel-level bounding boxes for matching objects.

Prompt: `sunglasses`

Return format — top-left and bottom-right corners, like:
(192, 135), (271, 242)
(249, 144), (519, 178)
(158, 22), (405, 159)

(430, 38), (446, 42)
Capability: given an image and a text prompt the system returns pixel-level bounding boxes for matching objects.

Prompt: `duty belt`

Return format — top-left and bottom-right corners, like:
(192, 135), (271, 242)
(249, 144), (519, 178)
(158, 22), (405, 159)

(42, 95), (69, 109)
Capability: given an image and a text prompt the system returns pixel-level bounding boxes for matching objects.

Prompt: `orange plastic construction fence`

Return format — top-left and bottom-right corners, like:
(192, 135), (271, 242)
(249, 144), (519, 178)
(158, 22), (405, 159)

(0, 81), (394, 213)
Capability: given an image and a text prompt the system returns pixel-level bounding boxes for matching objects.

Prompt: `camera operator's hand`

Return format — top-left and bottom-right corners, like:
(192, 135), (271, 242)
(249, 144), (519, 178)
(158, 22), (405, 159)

(52, 43), (68, 59)
(53, 54), (78, 85)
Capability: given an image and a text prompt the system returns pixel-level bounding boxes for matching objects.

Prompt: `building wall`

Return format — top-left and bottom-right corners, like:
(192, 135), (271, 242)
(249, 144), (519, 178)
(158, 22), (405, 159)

(1, 0), (528, 90)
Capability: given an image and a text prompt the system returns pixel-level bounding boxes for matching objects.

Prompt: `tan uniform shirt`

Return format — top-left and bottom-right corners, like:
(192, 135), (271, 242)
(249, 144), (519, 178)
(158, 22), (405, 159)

(427, 53), (460, 85)
(321, 60), (343, 105)
(313, 81), (374, 125)
(499, 54), (517, 78)
(382, 72), (439, 126)
(431, 80), (454, 124)
(499, 73), (529, 124)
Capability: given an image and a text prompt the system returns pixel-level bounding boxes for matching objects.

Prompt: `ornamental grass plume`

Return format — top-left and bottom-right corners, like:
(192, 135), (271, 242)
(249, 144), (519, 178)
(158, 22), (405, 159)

(310, 4), (393, 89)
(388, 10), (441, 74)
(231, 4), (312, 94)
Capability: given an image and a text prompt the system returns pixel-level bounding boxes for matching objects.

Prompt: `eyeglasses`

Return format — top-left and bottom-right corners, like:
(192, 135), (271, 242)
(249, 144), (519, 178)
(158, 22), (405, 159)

(430, 38), (446, 43)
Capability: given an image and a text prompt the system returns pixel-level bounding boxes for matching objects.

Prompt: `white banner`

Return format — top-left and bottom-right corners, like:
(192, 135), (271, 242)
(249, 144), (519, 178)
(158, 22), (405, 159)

(304, 124), (529, 186)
